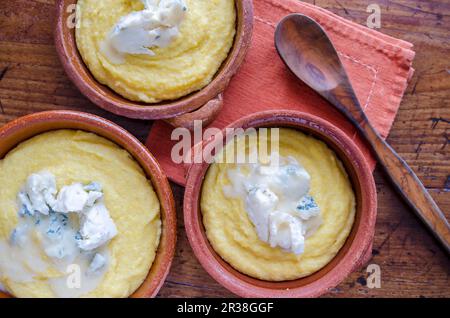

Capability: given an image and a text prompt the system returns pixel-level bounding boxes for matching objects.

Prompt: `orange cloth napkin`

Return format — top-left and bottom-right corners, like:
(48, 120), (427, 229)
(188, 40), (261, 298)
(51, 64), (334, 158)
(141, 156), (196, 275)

(146, 0), (415, 186)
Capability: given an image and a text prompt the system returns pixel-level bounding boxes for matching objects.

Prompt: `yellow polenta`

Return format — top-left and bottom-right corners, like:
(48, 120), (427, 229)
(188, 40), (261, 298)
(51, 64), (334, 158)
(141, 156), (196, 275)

(75, 0), (236, 103)
(0, 130), (161, 297)
(201, 129), (356, 281)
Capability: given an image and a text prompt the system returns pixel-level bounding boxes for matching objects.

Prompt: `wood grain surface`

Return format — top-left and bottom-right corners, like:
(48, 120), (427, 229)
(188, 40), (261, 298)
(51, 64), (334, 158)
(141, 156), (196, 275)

(0, 0), (449, 298)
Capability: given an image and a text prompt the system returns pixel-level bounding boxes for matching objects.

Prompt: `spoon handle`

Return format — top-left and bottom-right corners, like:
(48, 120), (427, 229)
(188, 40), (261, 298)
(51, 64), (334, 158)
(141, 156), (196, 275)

(359, 113), (450, 253)
(327, 87), (450, 253)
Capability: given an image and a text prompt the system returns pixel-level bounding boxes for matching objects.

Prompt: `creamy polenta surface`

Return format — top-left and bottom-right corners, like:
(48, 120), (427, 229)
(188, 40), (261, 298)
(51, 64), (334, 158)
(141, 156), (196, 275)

(75, 0), (236, 103)
(201, 129), (356, 281)
(0, 130), (161, 297)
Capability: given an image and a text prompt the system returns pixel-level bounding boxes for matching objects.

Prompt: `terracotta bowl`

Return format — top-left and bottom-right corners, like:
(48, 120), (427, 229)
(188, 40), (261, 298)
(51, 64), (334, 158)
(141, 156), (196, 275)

(0, 110), (176, 298)
(55, 0), (254, 129)
(184, 110), (377, 298)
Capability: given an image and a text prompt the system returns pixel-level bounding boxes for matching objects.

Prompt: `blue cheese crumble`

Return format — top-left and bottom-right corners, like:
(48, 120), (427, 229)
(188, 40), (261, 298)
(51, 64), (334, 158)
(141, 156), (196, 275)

(223, 152), (322, 255)
(100, 0), (188, 64)
(0, 171), (118, 297)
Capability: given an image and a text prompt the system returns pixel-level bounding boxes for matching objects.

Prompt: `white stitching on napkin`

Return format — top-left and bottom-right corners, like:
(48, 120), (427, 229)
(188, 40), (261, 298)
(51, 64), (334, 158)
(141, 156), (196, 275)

(255, 16), (277, 28)
(255, 15), (379, 140)
(337, 52), (378, 111)
(255, 16), (379, 112)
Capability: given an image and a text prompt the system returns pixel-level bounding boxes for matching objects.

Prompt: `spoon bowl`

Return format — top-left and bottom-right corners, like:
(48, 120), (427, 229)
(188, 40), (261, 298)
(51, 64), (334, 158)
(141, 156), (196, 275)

(276, 15), (342, 93)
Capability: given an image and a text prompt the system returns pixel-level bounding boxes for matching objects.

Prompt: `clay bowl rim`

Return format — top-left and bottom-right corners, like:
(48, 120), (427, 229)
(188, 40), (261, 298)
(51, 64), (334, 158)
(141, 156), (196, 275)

(0, 110), (176, 298)
(184, 110), (377, 298)
(54, 0), (254, 120)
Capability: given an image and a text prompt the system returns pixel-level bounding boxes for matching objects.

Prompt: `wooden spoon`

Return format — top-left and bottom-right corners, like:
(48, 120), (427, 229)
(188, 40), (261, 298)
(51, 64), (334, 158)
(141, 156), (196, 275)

(275, 13), (450, 253)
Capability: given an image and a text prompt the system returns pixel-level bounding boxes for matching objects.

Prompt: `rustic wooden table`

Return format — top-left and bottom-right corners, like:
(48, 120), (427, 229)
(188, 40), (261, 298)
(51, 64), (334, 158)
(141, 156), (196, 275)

(0, 0), (449, 298)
